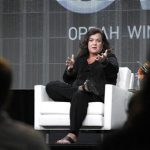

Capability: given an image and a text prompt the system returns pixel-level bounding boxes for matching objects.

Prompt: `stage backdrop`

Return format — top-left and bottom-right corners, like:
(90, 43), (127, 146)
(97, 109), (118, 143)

(0, 0), (150, 89)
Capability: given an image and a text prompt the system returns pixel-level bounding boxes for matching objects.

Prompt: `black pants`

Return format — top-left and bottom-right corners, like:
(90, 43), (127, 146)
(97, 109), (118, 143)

(46, 81), (103, 136)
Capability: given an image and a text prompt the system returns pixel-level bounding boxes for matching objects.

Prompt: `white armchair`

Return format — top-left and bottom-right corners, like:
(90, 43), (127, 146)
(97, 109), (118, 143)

(34, 67), (134, 130)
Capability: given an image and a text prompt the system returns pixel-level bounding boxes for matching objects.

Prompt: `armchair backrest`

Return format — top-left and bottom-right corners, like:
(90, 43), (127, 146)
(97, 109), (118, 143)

(116, 67), (134, 89)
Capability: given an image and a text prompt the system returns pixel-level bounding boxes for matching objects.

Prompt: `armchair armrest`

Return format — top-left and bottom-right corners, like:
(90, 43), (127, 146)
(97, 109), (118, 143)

(34, 85), (53, 102)
(103, 84), (133, 130)
(34, 85), (53, 129)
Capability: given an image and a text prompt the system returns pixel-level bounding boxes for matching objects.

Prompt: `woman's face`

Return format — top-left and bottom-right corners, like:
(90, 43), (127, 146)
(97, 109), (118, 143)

(88, 33), (103, 55)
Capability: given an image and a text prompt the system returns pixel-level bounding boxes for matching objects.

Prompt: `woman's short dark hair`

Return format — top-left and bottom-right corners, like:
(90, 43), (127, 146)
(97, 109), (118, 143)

(77, 27), (110, 58)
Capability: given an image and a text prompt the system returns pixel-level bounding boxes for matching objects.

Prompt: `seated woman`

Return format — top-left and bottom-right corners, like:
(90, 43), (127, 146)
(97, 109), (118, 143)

(46, 27), (119, 144)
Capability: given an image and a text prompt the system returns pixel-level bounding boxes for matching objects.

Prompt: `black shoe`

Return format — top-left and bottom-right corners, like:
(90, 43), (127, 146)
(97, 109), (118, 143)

(84, 80), (99, 96)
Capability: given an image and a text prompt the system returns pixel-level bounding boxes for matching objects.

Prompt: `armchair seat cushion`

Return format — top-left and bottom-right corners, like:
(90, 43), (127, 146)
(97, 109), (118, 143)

(40, 101), (104, 115)
(39, 114), (104, 127)
(39, 101), (104, 127)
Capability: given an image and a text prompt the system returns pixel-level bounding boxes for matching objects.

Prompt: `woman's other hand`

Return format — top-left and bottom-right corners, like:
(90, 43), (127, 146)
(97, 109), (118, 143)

(66, 54), (75, 71)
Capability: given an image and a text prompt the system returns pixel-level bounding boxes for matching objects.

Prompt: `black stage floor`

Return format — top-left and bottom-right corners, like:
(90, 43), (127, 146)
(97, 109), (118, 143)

(41, 130), (104, 150)
(50, 144), (97, 150)
(40, 130), (113, 150)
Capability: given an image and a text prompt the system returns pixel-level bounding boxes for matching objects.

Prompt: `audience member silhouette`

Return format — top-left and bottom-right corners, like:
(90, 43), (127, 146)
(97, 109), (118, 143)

(0, 57), (49, 150)
(98, 60), (150, 150)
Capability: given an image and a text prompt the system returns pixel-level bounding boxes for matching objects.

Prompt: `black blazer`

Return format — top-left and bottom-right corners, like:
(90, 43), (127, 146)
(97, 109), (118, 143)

(63, 53), (119, 98)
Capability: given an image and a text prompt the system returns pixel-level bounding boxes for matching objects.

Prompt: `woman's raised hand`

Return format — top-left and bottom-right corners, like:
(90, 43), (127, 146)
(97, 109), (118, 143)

(95, 49), (110, 62)
(66, 54), (75, 70)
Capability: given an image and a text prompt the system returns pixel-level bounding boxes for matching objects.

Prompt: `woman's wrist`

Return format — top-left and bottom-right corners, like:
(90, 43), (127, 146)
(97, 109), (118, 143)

(66, 66), (74, 75)
(67, 65), (73, 71)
